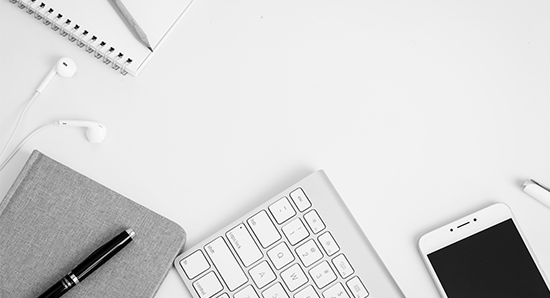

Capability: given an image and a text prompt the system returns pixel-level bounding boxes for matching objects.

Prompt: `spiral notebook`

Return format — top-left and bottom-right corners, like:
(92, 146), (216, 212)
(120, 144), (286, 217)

(0, 150), (187, 298)
(8, 0), (195, 76)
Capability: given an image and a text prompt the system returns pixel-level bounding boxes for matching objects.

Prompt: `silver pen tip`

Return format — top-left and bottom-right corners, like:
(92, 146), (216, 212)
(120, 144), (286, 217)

(126, 228), (136, 239)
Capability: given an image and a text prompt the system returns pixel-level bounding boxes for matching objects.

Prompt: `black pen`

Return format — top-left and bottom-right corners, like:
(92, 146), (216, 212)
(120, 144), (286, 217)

(37, 229), (135, 298)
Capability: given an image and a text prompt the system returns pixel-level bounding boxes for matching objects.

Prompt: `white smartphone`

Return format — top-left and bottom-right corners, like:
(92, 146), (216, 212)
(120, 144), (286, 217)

(418, 203), (550, 298)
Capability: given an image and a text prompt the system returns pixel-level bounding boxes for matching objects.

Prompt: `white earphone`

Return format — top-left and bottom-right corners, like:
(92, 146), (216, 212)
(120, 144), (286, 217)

(56, 120), (107, 143)
(0, 120), (107, 171)
(2, 57), (79, 162)
(0, 57), (108, 171)
(36, 57), (77, 94)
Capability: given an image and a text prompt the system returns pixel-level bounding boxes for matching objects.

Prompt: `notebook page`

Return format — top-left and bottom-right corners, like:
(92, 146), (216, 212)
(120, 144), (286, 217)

(26, 0), (194, 76)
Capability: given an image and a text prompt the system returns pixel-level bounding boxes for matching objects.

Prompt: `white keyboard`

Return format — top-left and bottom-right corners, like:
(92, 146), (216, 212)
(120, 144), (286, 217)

(174, 171), (404, 298)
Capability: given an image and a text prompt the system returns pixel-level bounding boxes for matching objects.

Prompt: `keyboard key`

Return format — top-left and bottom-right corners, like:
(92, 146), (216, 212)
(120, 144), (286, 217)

(267, 242), (295, 269)
(332, 254), (354, 278)
(295, 285), (320, 298)
(205, 237), (248, 291)
(296, 239), (323, 267)
(193, 272), (223, 298)
(318, 232), (339, 256)
(180, 250), (210, 279)
(235, 285), (260, 298)
(281, 263), (308, 291)
(323, 283), (350, 298)
(269, 197), (296, 224)
(346, 277), (369, 298)
(250, 261), (276, 289)
(263, 283), (289, 298)
(304, 210), (325, 234)
(282, 218), (309, 245)
(248, 210), (281, 248)
(227, 224), (262, 267)
(290, 188), (311, 211)
(309, 261), (337, 289)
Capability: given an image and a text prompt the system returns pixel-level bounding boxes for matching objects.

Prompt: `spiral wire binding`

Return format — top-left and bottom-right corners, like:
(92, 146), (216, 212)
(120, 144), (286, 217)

(9, 0), (133, 76)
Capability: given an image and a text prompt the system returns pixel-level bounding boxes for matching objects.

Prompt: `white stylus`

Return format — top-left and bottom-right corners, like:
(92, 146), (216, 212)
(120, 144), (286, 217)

(522, 179), (550, 210)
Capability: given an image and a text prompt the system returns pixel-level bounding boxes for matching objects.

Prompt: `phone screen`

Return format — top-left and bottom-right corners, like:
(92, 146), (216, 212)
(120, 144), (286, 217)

(427, 218), (550, 298)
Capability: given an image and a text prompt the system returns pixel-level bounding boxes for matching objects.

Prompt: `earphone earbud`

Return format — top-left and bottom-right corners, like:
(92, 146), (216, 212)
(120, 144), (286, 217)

(0, 120), (106, 171)
(56, 120), (107, 143)
(36, 57), (77, 94)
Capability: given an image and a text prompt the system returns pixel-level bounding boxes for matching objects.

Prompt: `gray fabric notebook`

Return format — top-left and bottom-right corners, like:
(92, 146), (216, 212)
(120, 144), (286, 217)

(0, 150), (186, 298)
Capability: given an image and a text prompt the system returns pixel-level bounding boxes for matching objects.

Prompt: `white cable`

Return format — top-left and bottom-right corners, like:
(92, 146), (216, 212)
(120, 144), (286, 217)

(0, 91), (40, 162)
(0, 122), (54, 172)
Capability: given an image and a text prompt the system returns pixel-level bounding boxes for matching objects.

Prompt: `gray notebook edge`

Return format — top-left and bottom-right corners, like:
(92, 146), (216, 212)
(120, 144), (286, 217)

(0, 151), (43, 298)
(0, 150), (187, 298)
(0, 149), (42, 215)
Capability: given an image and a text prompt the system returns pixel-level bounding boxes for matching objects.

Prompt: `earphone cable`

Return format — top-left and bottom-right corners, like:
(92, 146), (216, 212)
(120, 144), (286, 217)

(0, 91), (40, 162)
(0, 122), (54, 172)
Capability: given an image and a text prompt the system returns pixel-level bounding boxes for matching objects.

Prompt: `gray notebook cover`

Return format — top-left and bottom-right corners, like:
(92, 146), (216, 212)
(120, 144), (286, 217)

(0, 150), (186, 298)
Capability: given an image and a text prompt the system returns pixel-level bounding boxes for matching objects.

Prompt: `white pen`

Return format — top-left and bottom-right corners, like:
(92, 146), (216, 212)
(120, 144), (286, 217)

(522, 179), (550, 210)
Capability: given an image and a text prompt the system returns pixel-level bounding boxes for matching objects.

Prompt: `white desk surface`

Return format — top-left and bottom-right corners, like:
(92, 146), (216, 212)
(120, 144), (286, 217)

(1, 0), (550, 296)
